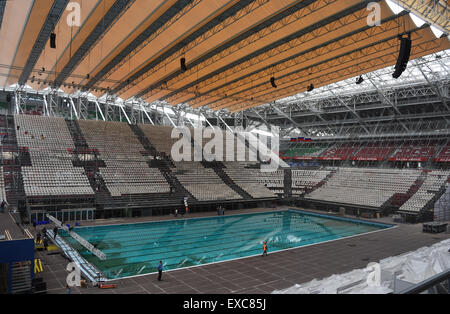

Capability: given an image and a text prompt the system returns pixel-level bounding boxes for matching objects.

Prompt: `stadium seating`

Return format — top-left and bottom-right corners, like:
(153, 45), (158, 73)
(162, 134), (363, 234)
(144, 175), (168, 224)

(139, 124), (193, 157)
(291, 169), (331, 195)
(78, 120), (170, 197)
(172, 162), (241, 201)
(222, 162), (276, 198)
(305, 168), (421, 208)
(282, 144), (329, 160)
(318, 144), (360, 161)
(434, 145), (450, 162)
(8, 114), (448, 215)
(14, 115), (93, 197)
(351, 143), (395, 161)
(389, 144), (436, 162)
(399, 170), (450, 213)
(255, 170), (285, 194)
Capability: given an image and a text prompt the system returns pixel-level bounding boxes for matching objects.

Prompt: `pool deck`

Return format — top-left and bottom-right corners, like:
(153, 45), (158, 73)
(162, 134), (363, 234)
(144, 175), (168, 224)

(0, 211), (29, 240)
(34, 207), (450, 294)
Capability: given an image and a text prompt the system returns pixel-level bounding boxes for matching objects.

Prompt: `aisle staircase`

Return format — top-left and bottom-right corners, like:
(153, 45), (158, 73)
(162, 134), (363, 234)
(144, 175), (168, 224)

(0, 115), (27, 220)
(284, 168), (292, 198)
(65, 120), (112, 206)
(129, 124), (196, 201)
(201, 161), (253, 200)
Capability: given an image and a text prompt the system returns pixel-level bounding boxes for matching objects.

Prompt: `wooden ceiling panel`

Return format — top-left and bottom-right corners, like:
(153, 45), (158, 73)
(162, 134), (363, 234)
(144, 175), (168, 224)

(228, 34), (449, 112)
(68, 0), (172, 88)
(0, 0), (34, 88)
(41, 0), (117, 84)
(206, 16), (417, 110)
(2, 0), (449, 114)
(27, 0), (102, 91)
(172, 1), (397, 107)
(142, 0), (362, 103)
(98, 0), (236, 91)
(7, 0), (54, 86)
(119, 0), (301, 100)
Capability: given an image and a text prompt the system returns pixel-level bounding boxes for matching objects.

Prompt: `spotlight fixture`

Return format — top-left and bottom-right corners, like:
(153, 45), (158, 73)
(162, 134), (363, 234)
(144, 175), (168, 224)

(356, 76), (364, 85)
(50, 33), (56, 49)
(180, 58), (187, 72)
(87, 74), (90, 79)
(270, 77), (277, 88)
(393, 34), (412, 79)
(306, 84), (314, 92)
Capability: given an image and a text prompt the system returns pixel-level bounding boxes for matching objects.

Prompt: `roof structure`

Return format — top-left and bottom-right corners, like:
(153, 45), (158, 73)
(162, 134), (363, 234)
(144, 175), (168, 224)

(0, 0), (448, 115)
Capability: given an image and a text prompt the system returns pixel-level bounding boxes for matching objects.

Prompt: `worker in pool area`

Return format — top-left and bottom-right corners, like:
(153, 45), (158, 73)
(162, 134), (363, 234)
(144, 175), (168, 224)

(157, 261), (163, 281)
(262, 241), (268, 257)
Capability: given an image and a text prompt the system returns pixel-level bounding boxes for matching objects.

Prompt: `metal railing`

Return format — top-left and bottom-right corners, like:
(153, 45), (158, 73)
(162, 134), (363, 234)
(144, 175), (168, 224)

(399, 269), (450, 294)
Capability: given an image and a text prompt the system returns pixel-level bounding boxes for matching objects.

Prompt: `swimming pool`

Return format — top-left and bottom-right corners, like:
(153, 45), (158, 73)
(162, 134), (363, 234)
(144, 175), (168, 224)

(60, 210), (393, 279)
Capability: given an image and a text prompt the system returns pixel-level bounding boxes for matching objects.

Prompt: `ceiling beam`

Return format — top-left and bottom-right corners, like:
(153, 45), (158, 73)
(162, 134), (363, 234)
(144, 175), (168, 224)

(53, 0), (135, 86)
(18, 0), (70, 85)
(86, 0), (197, 91)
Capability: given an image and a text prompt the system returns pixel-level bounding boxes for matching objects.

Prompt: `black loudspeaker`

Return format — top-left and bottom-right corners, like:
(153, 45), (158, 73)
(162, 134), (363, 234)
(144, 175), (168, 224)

(50, 33), (56, 49)
(393, 37), (411, 79)
(180, 58), (187, 72)
(270, 77), (277, 88)
(307, 84), (314, 92)
(6, 94), (11, 103)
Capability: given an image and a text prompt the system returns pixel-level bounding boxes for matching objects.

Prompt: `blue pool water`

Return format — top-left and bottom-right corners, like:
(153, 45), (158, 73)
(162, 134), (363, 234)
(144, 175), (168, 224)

(60, 210), (393, 279)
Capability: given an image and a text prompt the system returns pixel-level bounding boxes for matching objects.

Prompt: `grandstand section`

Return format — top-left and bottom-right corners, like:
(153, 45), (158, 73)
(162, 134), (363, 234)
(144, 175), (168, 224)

(305, 168), (421, 209)
(172, 162), (241, 201)
(291, 169), (332, 196)
(0, 113), (448, 224)
(318, 144), (361, 161)
(78, 120), (170, 197)
(351, 143), (396, 161)
(223, 162), (276, 199)
(15, 115), (93, 197)
(398, 170), (450, 213)
(434, 144), (450, 163)
(389, 142), (438, 162)
(282, 143), (329, 160)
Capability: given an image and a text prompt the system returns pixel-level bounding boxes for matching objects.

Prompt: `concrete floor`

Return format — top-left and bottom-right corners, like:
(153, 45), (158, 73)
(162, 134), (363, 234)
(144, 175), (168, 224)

(34, 207), (450, 294)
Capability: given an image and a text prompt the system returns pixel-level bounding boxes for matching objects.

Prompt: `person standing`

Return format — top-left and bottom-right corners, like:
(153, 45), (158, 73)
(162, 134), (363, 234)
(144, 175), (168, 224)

(157, 261), (163, 281)
(53, 226), (58, 239)
(43, 235), (48, 251)
(262, 241), (268, 257)
(0, 200), (6, 214)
